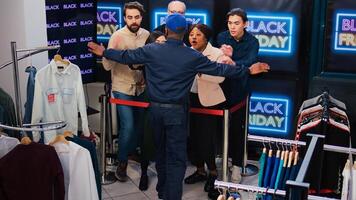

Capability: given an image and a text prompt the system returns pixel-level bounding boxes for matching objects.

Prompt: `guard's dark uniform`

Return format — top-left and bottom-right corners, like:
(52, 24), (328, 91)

(103, 38), (250, 200)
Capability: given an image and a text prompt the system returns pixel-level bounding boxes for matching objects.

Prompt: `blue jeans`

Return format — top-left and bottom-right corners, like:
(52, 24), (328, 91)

(112, 91), (145, 162)
(149, 103), (188, 200)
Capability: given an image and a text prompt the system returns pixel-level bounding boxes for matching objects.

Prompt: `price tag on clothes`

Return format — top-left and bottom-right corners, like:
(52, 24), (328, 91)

(47, 93), (56, 103)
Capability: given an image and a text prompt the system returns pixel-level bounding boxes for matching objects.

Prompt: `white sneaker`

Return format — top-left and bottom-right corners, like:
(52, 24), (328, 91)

(231, 165), (242, 183)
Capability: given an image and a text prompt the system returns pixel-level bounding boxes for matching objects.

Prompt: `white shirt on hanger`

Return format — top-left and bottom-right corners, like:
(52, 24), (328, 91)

(52, 141), (98, 200)
(31, 60), (90, 143)
(0, 135), (19, 159)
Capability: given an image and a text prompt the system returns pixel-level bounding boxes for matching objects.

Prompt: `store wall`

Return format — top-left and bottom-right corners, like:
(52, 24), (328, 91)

(0, 0), (48, 115)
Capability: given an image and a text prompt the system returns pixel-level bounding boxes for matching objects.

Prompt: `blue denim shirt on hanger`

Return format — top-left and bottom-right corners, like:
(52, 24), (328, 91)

(23, 66), (36, 138)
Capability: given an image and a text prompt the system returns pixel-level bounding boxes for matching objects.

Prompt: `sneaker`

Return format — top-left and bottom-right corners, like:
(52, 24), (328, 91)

(184, 171), (207, 184)
(231, 165), (242, 183)
(115, 161), (128, 182)
(204, 174), (217, 192)
(139, 174), (148, 191)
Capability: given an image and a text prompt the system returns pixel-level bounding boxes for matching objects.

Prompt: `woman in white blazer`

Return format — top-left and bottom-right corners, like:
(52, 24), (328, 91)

(185, 24), (235, 197)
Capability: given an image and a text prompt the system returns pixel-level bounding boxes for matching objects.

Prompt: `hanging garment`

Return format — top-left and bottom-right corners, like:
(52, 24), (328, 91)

(0, 135), (19, 159)
(297, 93), (349, 193)
(52, 141), (98, 200)
(0, 142), (65, 200)
(281, 151), (294, 190)
(66, 135), (101, 199)
(341, 160), (351, 200)
(31, 60), (90, 143)
(23, 66), (37, 139)
(298, 121), (349, 193)
(23, 66), (37, 124)
(263, 149), (274, 187)
(274, 150), (285, 189)
(289, 151), (300, 181)
(298, 93), (346, 113)
(0, 88), (17, 137)
(277, 150), (289, 189)
(258, 148), (267, 187)
(269, 150), (281, 188)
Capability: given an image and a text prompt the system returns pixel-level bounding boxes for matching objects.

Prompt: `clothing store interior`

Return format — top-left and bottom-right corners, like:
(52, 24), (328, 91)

(1, 0), (356, 200)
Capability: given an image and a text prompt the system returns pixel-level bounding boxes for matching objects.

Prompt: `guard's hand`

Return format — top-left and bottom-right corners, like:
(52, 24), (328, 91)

(220, 44), (233, 57)
(249, 62), (270, 75)
(87, 42), (105, 57)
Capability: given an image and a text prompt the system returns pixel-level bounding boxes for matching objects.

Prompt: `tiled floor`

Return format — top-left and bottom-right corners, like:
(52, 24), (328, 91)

(102, 161), (259, 200)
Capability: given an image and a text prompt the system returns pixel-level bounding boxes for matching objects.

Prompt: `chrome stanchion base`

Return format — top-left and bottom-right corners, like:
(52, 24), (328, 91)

(241, 163), (259, 176)
(101, 171), (116, 185)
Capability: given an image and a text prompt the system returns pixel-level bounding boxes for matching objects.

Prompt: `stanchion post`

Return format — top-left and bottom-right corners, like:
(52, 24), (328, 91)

(99, 95), (116, 185)
(222, 109), (229, 182)
(242, 95), (258, 176)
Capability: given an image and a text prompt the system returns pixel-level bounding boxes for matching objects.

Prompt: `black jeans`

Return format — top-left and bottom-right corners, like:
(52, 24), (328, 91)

(188, 93), (220, 171)
(229, 105), (246, 167)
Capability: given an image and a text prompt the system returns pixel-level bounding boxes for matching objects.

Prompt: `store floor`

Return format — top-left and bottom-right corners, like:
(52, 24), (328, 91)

(102, 161), (259, 200)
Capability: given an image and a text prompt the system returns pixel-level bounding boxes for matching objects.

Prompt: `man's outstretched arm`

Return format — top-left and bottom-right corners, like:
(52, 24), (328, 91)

(88, 42), (149, 65)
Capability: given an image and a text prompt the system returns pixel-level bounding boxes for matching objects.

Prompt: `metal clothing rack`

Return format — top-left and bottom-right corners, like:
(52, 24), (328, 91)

(248, 134), (356, 155)
(214, 180), (339, 200)
(217, 134), (356, 199)
(0, 121), (66, 132)
(0, 41), (60, 127)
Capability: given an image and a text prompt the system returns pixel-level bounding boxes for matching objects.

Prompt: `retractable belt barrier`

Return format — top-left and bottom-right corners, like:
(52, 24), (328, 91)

(109, 98), (247, 116)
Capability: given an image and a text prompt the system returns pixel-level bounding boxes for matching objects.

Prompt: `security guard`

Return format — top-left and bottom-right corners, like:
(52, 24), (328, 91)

(88, 13), (269, 200)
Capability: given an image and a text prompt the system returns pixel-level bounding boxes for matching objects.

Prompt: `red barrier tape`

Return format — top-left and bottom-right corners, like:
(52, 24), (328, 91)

(229, 99), (247, 113)
(190, 107), (224, 116)
(109, 97), (246, 116)
(110, 98), (149, 108)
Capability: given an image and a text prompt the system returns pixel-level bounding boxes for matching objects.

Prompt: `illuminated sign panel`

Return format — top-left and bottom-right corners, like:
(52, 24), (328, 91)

(333, 11), (356, 53)
(97, 4), (122, 42)
(249, 95), (290, 134)
(152, 9), (209, 30)
(246, 13), (295, 55)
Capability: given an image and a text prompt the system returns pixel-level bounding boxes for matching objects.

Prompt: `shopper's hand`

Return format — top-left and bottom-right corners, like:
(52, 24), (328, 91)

(87, 42), (105, 57)
(80, 131), (97, 143)
(218, 55), (235, 65)
(220, 44), (233, 57)
(249, 62), (270, 75)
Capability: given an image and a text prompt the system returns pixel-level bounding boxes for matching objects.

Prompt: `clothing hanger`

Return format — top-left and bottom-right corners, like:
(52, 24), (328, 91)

(268, 141), (273, 157)
(262, 139), (267, 154)
(49, 134), (69, 145)
(293, 150), (299, 165)
(283, 145), (290, 167)
(287, 150), (294, 168)
(275, 142), (281, 158)
(53, 48), (70, 69)
(63, 130), (74, 138)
